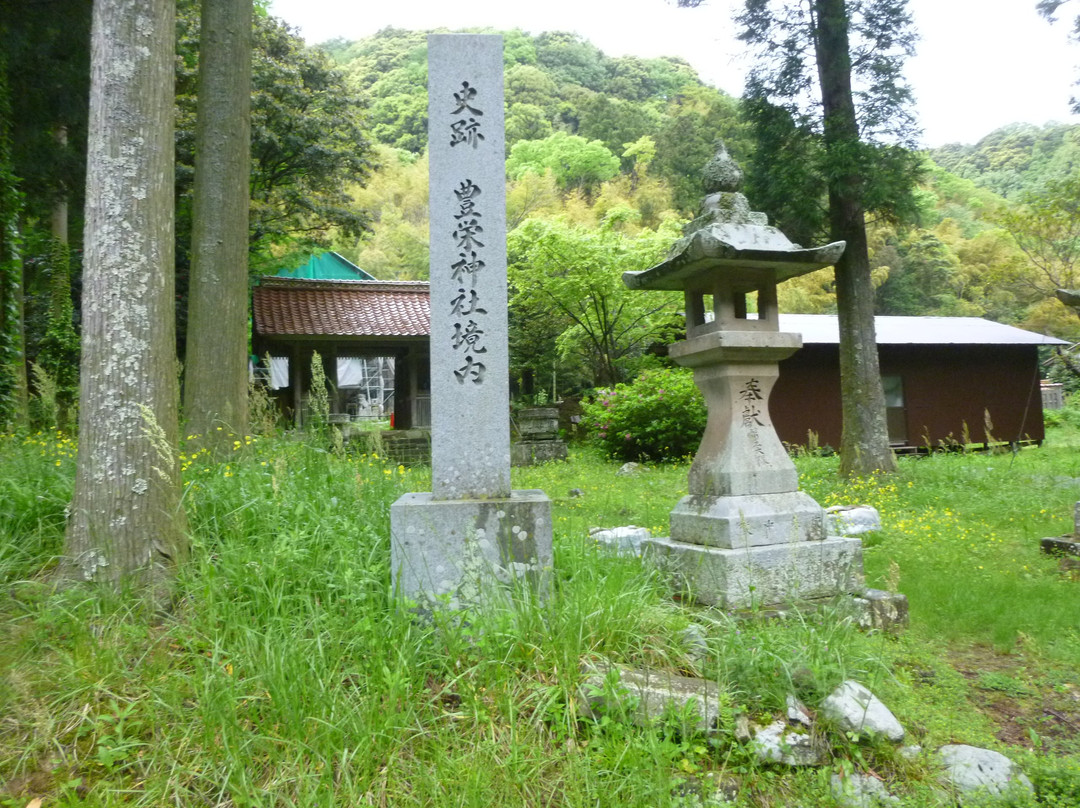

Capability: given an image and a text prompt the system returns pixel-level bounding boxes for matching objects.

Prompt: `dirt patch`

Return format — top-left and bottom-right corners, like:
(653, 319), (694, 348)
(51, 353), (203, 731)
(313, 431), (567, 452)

(948, 645), (1080, 754)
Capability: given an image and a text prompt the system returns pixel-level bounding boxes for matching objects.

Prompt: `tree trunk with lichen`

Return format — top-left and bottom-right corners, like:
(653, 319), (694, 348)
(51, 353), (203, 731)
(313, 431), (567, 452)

(183, 0), (252, 445)
(62, 0), (187, 589)
(814, 0), (896, 476)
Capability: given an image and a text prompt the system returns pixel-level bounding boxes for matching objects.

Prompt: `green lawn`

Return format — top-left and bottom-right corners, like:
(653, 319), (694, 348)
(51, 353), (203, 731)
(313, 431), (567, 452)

(1, 429), (1078, 806)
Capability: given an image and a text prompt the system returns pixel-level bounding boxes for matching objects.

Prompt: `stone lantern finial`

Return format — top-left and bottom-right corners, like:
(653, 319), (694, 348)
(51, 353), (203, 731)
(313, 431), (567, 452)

(702, 141), (742, 194)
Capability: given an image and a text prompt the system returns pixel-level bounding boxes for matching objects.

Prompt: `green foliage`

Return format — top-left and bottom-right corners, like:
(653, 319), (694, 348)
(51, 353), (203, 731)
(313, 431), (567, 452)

(0, 55), (26, 433)
(334, 27), (744, 215)
(507, 217), (682, 388)
(175, 2), (375, 270)
(506, 132), (621, 194)
(1042, 391), (1080, 428)
(306, 351), (331, 439)
(930, 123), (1080, 200)
(735, 0), (925, 343)
(995, 171), (1080, 296)
(28, 361), (57, 431)
(35, 238), (78, 427)
(582, 368), (705, 462)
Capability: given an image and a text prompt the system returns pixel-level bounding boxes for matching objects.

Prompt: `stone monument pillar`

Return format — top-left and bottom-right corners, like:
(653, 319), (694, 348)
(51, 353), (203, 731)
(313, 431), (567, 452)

(390, 35), (553, 609)
(623, 145), (864, 609)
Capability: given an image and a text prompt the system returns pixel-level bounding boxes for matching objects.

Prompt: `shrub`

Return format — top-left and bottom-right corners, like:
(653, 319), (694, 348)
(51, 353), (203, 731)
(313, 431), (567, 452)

(581, 367), (705, 462)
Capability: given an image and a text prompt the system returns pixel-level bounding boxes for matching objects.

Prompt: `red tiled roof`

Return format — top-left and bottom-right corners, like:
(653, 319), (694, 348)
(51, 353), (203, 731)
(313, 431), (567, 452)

(253, 277), (430, 338)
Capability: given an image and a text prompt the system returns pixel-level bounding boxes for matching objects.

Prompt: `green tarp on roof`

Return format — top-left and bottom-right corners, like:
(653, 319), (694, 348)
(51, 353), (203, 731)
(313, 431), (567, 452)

(276, 252), (375, 281)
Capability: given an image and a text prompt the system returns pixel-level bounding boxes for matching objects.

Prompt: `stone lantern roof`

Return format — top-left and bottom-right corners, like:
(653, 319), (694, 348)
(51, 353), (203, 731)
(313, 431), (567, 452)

(623, 144), (845, 291)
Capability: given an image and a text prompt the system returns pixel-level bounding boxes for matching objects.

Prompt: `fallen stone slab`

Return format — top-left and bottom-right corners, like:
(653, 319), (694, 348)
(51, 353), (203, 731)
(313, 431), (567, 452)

(751, 719), (824, 766)
(830, 772), (899, 807)
(826, 505), (882, 536)
(938, 744), (1034, 800)
(820, 680), (905, 742)
(578, 660), (725, 735)
(1041, 536), (1080, 557)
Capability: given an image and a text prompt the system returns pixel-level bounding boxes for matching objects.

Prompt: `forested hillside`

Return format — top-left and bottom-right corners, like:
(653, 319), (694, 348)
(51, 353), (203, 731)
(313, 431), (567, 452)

(5, 15), (1080, 423)
(318, 27), (1080, 368)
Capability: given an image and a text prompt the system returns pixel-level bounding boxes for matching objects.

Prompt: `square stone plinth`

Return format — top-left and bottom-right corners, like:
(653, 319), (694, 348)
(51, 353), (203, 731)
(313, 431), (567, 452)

(670, 491), (826, 549)
(391, 489), (553, 609)
(643, 535), (864, 609)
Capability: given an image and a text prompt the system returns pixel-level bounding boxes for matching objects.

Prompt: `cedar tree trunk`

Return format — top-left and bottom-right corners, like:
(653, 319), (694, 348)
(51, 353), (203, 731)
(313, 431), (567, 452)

(63, 0), (187, 587)
(183, 0), (252, 442)
(814, 0), (897, 476)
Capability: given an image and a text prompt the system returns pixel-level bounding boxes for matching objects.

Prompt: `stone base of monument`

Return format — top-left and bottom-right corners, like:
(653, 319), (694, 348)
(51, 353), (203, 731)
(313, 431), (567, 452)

(391, 489), (554, 609)
(510, 440), (568, 467)
(643, 535), (864, 609)
(670, 491), (826, 548)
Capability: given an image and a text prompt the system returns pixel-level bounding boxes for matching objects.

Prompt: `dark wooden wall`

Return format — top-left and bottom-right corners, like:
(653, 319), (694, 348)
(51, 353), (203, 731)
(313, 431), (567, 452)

(771, 344), (1045, 450)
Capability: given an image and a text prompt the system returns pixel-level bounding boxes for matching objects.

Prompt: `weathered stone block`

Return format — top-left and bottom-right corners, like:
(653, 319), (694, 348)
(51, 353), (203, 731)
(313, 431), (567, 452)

(515, 407), (559, 440)
(643, 535), (864, 609)
(510, 440), (567, 466)
(391, 489), (553, 609)
(850, 589), (909, 632)
(669, 490), (826, 549)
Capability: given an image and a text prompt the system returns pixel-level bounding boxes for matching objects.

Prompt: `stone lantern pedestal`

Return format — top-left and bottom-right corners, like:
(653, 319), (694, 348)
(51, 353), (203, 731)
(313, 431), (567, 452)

(623, 145), (864, 609)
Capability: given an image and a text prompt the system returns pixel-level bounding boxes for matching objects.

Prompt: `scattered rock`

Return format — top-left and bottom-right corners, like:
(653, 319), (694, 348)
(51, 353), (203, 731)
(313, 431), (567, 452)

(568, 487), (585, 498)
(680, 623), (710, 663)
(899, 745), (922, 760)
(589, 525), (651, 555)
(671, 772), (740, 807)
(579, 660), (725, 735)
(830, 772), (899, 807)
(820, 681), (905, 743)
(751, 719), (824, 766)
(786, 695), (812, 727)
(734, 713), (752, 744)
(938, 744), (1034, 800)
(826, 505), (882, 536)
(850, 589), (909, 631)
(616, 462), (645, 477)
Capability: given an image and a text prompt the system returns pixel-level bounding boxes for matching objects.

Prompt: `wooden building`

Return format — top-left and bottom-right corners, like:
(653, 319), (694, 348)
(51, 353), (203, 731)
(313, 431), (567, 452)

(771, 314), (1067, 451)
(252, 276), (431, 429)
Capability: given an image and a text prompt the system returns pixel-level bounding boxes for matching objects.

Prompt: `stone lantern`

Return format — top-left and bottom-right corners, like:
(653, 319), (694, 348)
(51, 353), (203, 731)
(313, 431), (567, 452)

(623, 145), (864, 608)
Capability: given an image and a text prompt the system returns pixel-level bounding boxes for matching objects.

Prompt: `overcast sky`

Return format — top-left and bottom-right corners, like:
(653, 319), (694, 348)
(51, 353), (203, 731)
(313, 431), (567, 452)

(267, 0), (1080, 148)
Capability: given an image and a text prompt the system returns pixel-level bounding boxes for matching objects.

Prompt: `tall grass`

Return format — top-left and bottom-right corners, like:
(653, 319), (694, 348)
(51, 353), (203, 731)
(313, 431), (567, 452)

(1, 432), (1078, 806)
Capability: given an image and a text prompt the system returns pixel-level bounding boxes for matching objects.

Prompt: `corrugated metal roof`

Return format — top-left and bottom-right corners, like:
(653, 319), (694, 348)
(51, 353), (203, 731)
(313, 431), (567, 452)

(253, 277), (429, 338)
(274, 252), (375, 281)
(779, 314), (1069, 346)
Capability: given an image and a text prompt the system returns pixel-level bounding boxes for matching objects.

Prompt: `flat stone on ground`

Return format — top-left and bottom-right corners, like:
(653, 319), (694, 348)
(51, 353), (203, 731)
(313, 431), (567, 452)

(938, 744), (1034, 798)
(579, 660), (726, 735)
